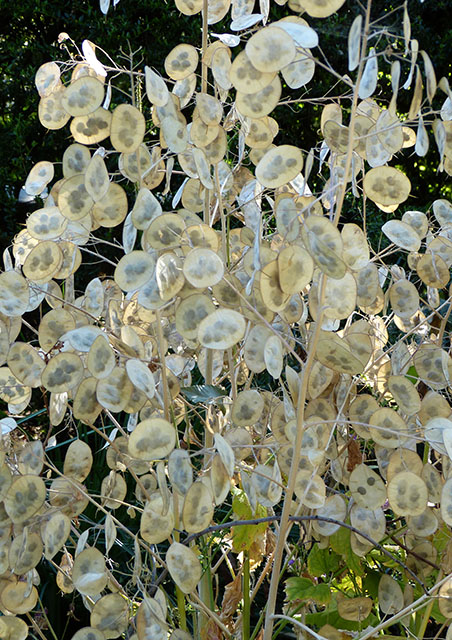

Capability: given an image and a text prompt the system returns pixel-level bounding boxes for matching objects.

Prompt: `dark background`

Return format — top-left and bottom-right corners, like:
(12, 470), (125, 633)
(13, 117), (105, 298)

(0, 0), (451, 254)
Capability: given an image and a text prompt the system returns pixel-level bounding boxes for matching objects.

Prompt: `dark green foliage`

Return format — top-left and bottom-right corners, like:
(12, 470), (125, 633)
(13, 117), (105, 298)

(1, 0), (451, 254)
(0, 0), (200, 249)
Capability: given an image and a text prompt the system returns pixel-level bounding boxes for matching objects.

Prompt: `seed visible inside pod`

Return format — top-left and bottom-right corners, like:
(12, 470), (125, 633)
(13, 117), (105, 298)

(4, 474), (46, 523)
(166, 541), (202, 593)
(128, 418), (176, 460)
(232, 389), (265, 426)
(183, 247), (224, 288)
(349, 463), (386, 509)
(198, 308), (246, 350)
(256, 145), (303, 189)
(61, 76), (104, 116)
(165, 44), (199, 81)
(363, 166), (411, 206)
(90, 593), (129, 638)
(246, 26), (296, 73)
(70, 107), (112, 145)
(110, 104), (146, 154)
(387, 471), (428, 516)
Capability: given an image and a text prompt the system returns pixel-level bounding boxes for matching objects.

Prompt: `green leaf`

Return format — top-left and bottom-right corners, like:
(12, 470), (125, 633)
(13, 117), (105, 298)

(405, 366), (418, 383)
(362, 569), (381, 600)
(180, 385), (226, 403)
(286, 577), (331, 604)
(430, 596), (448, 625)
(231, 488), (267, 552)
(308, 545), (340, 577)
(286, 577), (312, 599)
(433, 523), (450, 553)
(330, 527), (363, 576)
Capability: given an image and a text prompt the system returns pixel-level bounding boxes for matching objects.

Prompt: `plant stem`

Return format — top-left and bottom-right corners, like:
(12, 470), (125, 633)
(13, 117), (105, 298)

(262, 276), (327, 640)
(263, 2), (375, 637)
(242, 551), (251, 640)
(173, 491), (188, 631)
(176, 583), (187, 631)
(416, 570), (442, 640)
(333, 0), (373, 226)
(201, 0), (208, 94)
(155, 308), (171, 421)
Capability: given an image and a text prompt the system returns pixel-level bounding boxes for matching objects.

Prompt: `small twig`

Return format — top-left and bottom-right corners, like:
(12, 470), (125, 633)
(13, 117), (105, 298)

(271, 614), (328, 640)
(189, 591), (233, 638)
(388, 534), (440, 570)
(183, 514), (427, 592)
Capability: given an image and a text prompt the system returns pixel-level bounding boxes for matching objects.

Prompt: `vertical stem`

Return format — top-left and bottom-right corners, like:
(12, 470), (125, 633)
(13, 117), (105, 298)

(263, 277), (327, 640)
(203, 187), (211, 226)
(263, 3), (373, 638)
(199, 342), (214, 632)
(173, 491), (188, 631)
(201, 0), (211, 226)
(204, 347), (214, 452)
(176, 583), (188, 631)
(243, 551), (251, 640)
(129, 43), (136, 108)
(227, 348), (237, 401)
(333, 0), (373, 227)
(417, 571), (442, 640)
(214, 163), (227, 262)
(201, 0), (208, 95)
(155, 309), (170, 421)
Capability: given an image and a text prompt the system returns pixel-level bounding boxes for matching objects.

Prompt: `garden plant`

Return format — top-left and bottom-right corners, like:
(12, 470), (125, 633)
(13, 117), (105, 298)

(1, 0), (452, 639)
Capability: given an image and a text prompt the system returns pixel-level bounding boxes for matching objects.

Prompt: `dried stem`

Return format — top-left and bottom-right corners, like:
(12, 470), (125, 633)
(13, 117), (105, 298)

(262, 274), (328, 640)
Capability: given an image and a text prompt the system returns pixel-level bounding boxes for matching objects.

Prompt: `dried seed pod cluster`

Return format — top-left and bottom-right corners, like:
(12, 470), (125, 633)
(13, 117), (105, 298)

(1, 0), (452, 638)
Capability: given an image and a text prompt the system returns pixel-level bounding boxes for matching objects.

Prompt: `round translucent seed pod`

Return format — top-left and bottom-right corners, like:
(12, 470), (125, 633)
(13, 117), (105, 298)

(387, 471), (428, 516)
(182, 481), (214, 533)
(0, 581), (39, 614)
(165, 44), (199, 81)
(42, 352), (84, 393)
(349, 464), (386, 509)
(111, 104), (146, 154)
(167, 541), (202, 593)
(70, 107), (112, 145)
(363, 166), (411, 206)
(72, 547), (108, 596)
(0, 616), (29, 640)
(90, 593), (129, 639)
(4, 475), (46, 523)
(128, 418), (176, 460)
(198, 309), (246, 350)
(9, 531), (43, 575)
(63, 440), (93, 483)
(61, 76), (104, 116)
(35, 61), (61, 97)
(140, 494), (175, 544)
(246, 26), (296, 73)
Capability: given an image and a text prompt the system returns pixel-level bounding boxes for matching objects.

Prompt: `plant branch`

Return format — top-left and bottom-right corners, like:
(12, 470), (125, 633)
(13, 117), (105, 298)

(183, 514), (426, 592)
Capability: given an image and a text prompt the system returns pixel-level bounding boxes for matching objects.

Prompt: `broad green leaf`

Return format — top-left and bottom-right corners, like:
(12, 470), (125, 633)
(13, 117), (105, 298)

(433, 523), (450, 553)
(231, 488), (267, 552)
(330, 527), (363, 576)
(286, 577), (331, 605)
(308, 545), (340, 577)
(362, 569), (381, 600)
